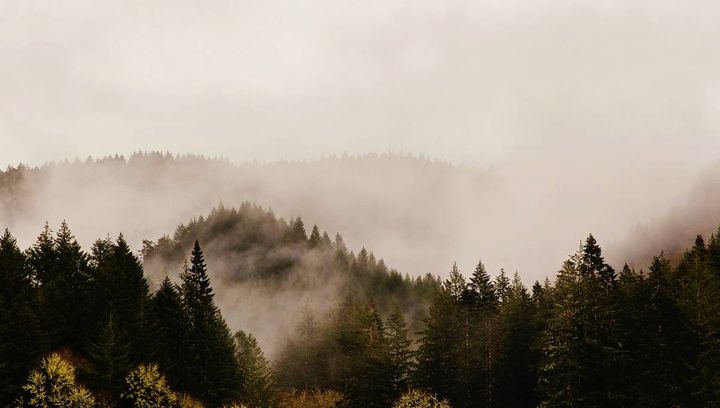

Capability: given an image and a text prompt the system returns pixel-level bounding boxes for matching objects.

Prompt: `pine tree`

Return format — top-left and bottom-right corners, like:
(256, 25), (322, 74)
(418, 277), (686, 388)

(415, 282), (462, 405)
(494, 268), (510, 306)
(235, 331), (276, 407)
(149, 277), (188, 390)
(496, 272), (539, 407)
(180, 241), (241, 405)
(289, 218), (307, 242)
(26, 223), (57, 285)
(385, 305), (413, 396)
(85, 312), (133, 393)
(468, 260), (497, 309)
(676, 236), (720, 404)
(274, 307), (326, 390)
(0, 229), (40, 403)
(309, 225), (322, 248)
(89, 235), (152, 364)
(27, 222), (90, 350)
(0, 228), (30, 299)
(539, 236), (626, 406)
(334, 233), (348, 254)
(444, 262), (466, 302)
(332, 297), (394, 408)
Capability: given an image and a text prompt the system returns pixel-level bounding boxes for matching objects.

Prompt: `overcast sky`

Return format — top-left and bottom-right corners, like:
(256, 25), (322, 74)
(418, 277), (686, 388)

(1, 0), (720, 168)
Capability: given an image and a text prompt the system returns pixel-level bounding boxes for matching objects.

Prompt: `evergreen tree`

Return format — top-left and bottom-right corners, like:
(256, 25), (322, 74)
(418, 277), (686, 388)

(0, 229), (41, 403)
(149, 276), (188, 390)
(676, 236), (720, 404)
(468, 260), (497, 309)
(26, 222), (90, 351)
(235, 330), (276, 407)
(539, 237), (626, 406)
(0, 228), (30, 299)
(385, 305), (413, 396)
(309, 225), (322, 247)
(331, 297), (394, 408)
(416, 277), (463, 405)
(85, 312), (133, 393)
(274, 307), (327, 390)
(444, 262), (466, 302)
(496, 272), (539, 407)
(494, 268), (510, 306)
(88, 235), (152, 364)
(180, 241), (241, 405)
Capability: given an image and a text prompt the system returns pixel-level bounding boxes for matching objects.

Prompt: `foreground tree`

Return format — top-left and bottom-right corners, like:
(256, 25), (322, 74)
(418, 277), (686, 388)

(539, 235), (626, 406)
(180, 241), (242, 405)
(385, 305), (414, 396)
(393, 389), (451, 408)
(16, 352), (96, 408)
(0, 229), (41, 403)
(120, 364), (179, 408)
(235, 330), (276, 408)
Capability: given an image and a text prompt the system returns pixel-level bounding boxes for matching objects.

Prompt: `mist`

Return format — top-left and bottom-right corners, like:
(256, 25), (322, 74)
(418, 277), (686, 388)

(4, 0), (720, 274)
(4, 0), (720, 361)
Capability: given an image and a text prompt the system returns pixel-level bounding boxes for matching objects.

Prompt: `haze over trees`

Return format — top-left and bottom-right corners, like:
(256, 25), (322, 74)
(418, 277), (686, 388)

(1, 201), (720, 406)
(0, 150), (704, 285)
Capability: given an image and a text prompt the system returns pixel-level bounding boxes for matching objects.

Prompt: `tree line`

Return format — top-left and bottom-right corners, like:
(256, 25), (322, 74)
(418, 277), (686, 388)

(2, 218), (720, 406)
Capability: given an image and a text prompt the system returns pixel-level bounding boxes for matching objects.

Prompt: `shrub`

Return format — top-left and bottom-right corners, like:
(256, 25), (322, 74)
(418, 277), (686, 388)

(16, 352), (96, 408)
(393, 389), (451, 408)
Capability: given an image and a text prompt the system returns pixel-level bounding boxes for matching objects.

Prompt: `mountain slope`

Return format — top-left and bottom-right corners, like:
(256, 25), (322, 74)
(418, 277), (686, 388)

(141, 203), (440, 356)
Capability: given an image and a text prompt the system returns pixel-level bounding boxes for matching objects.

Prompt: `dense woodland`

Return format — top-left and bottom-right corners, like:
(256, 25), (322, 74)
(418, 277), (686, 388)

(2, 205), (720, 406)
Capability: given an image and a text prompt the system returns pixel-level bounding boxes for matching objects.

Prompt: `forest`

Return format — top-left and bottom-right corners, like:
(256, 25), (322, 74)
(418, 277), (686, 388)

(1, 202), (720, 407)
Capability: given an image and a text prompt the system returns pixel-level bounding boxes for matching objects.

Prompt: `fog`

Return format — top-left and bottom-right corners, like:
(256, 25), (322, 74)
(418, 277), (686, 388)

(2, 0), (720, 342)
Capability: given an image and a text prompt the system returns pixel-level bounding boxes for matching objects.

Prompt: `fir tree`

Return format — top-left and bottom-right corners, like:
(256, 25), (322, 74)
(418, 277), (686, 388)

(149, 277), (188, 390)
(309, 225), (322, 247)
(468, 260), (497, 309)
(85, 312), (133, 393)
(235, 331), (276, 408)
(539, 237), (626, 406)
(180, 241), (241, 405)
(385, 305), (413, 396)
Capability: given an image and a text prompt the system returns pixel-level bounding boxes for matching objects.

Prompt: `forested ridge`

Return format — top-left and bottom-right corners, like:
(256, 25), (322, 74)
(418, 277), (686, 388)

(2, 206), (720, 407)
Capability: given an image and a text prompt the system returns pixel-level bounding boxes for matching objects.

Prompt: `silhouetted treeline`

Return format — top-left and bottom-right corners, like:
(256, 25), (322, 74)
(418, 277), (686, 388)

(2, 216), (720, 406)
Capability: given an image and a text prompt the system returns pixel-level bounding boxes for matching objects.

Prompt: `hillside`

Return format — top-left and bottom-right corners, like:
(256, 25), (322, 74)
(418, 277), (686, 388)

(0, 152), (496, 279)
(141, 203), (440, 355)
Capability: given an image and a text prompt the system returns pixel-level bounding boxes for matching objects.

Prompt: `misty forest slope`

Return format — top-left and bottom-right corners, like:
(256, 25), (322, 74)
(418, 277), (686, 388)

(3, 155), (720, 406)
(616, 160), (720, 267)
(1, 151), (714, 283)
(141, 203), (440, 355)
(0, 152), (495, 279)
(4, 211), (720, 407)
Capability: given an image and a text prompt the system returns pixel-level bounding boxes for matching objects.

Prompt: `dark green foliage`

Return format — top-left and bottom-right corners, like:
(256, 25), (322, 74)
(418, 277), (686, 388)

(6, 211), (720, 407)
(180, 241), (242, 405)
(85, 313), (133, 392)
(330, 297), (394, 408)
(87, 235), (152, 363)
(27, 222), (92, 351)
(235, 330), (276, 407)
(495, 272), (541, 407)
(0, 229), (42, 403)
(538, 236), (626, 407)
(385, 305), (413, 396)
(148, 277), (188, 390)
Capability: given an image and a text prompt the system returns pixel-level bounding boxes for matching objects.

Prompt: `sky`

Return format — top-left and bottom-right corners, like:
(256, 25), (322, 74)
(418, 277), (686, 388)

(1, 0), (720, 169)
(2, 0), (720, 284)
